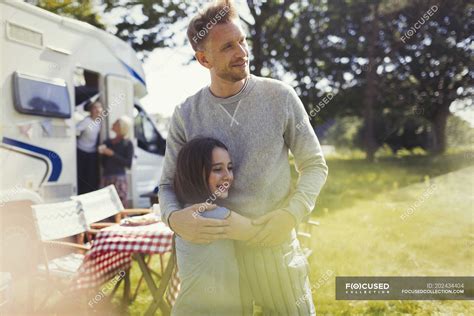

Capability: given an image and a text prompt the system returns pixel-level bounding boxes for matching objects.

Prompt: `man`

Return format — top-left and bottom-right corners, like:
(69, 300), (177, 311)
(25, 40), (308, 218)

(158, 1), (328, 315)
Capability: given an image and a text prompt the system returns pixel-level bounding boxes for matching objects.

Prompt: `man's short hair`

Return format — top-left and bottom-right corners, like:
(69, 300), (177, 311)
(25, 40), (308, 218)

(187, 0), (239, 51)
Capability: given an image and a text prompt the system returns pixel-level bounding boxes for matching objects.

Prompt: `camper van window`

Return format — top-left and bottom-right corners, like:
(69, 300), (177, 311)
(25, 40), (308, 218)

(13, 73), (71, 118)
(134, 107), (166, 155)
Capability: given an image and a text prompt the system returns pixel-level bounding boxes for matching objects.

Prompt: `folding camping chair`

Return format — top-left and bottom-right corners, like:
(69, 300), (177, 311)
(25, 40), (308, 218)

(71, 185), (151, 229)
(30, 200), (90, 311)
(297, 216), (320, 260)
(71, 185), (154, 303)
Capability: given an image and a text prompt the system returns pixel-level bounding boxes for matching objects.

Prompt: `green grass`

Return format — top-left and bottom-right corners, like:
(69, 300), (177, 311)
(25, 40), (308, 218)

(111, 151), (474, 315)
(308, 164), (474, 315)
(307, 151), (474, 216)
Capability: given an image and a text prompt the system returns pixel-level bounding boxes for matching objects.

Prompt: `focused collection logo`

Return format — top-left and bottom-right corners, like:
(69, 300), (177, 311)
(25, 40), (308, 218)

(344, 282), (390, 294)
(336, 277), (472, 300)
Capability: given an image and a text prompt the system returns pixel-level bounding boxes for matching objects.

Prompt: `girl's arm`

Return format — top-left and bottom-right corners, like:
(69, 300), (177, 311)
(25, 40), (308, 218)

(226, 211), (260, 241)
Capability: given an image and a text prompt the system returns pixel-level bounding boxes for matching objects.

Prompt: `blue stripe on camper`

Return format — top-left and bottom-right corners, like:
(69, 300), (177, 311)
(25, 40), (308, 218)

(119, 60), (147, 87)
(2, 137), (62, 182)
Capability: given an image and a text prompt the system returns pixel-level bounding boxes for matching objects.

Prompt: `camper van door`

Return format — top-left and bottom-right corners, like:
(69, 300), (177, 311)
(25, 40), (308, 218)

(104, 75), (136, 206)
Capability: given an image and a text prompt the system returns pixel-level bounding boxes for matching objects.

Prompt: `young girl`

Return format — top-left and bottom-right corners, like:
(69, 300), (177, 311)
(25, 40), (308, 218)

(172, 137), (258, 316)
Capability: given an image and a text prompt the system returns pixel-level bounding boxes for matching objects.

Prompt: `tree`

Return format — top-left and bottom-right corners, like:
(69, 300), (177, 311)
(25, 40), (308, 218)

(240, 0), (294, 76)
(275, 0), (472, 157)
(101, 0), (193, 58)
(272, 0), (411, 160)
(391, 0), (474, 153)
(34, 0), (105, 29)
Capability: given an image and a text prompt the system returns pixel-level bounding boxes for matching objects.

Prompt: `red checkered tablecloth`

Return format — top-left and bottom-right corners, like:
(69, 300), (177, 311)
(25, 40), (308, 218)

(73, 221), (180, 305)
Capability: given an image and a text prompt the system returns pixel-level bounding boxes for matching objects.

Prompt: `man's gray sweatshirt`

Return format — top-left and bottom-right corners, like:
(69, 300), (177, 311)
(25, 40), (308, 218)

(158, 74), (328, 225)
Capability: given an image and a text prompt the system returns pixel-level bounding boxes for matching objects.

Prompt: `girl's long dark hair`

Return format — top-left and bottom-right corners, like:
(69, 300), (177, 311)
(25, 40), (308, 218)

(174, 137), (229, 206)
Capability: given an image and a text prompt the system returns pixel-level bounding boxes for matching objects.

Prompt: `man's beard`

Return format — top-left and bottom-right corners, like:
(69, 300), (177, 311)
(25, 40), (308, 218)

(217, 65), (249, 82)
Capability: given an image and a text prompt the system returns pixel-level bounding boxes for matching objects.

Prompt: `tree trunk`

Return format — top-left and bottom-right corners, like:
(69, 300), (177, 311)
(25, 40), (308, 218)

(251, 20), (263, 76)
(362, 4), (379, 162)
(431, 108), (449, 154)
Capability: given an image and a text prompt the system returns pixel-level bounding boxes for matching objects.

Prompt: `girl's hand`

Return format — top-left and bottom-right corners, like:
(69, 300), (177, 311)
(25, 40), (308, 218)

(226, 211), (260, 241)
(168, 203), (229, 244)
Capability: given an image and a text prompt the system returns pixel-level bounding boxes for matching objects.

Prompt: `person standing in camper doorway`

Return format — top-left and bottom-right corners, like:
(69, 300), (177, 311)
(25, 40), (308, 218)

(159, 1), (328, 315)
(76, 101), (103, 194)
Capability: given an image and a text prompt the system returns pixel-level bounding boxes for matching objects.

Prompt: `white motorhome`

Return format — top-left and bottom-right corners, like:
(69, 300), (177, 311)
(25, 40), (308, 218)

(0, 0), (166, 213)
